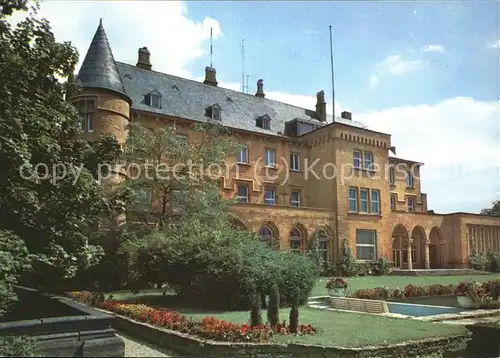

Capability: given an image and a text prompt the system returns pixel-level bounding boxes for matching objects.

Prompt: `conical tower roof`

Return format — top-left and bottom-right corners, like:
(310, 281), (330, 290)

(76, 19), (130, 103)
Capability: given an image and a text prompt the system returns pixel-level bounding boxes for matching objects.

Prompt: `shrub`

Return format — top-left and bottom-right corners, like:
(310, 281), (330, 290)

(454, 281), (487, 302)
(483, 280), (500, 300)
(426, 284), (454, 296)
(325, 277), (349, 289)
(486, 251), (500, 272)
(469, 251), (490, 271)
(249, 286), (262, 327)
(403, 284), (427, 298)
(338, 238), (360, 277)
(266, 283), (280, 326)
(0, 336), (42, 357)
(374, 257), (391, 275)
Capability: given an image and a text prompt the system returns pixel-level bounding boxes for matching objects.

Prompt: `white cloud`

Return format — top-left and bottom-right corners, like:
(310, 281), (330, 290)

(8, 1), (220, 79)
(378, 54), (422, 76)
(421, 44), (446, 53)
(357, 97), (500, 213)
(369, 74), (380, 88)
(487, 38), (500, 49)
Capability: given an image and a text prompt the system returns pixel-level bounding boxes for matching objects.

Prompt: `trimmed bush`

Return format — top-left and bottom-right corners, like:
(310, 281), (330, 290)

(266, 283), (280, 326)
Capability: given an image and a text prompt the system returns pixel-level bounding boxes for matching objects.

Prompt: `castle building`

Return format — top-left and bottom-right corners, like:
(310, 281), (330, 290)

(72, 20), (500, 270)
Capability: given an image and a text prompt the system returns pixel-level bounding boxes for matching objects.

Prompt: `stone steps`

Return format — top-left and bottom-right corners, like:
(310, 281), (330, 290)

(391, 269), (493, 276)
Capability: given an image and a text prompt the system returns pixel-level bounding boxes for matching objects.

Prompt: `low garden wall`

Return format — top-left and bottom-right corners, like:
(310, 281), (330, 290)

(330, 297), (388, 314)
(0, 286), (124, 357)
(65, 292), (470, 357)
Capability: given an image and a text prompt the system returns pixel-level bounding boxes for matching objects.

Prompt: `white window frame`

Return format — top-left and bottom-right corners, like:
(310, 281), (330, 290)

(237, 147), (248, 164)
(236, 185), (248, 203)
(76, 97), (96, 133)
(264, 187), (276, 205)
(264, 148), (275, 168)
(359, 188), (369, 213)
(406, 172), (414, 188)
(390, 194), (396, 211)
(408, 197), (415, 212)
(318, 233), (329, 265)
(290, 190), (300, 207)
(290, 153), (300, 171)
(389, 167), (395, 185)
(371, 189), (380, 214)
(356, 229), (377, 261)
(151, 94), (161, 108)
(363, 151), (373, 170)
(348, 187), (357, 212)
(353, 150), (361, 169)
(289, 228), (302, 253)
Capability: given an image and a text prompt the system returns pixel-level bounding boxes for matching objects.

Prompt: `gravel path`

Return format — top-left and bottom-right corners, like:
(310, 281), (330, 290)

(117, 333), (178, 357)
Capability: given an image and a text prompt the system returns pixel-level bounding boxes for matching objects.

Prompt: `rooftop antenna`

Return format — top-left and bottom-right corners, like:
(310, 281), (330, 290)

(329, 25), (336, 120)
(210, 27), (213, 68)
(241, 38), (246, 93)
(245, 74), (250, 93)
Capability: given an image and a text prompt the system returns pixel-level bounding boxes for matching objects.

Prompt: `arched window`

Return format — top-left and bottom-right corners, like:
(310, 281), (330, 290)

(290, 228), (303, 253)
(259, 226), (274, 247)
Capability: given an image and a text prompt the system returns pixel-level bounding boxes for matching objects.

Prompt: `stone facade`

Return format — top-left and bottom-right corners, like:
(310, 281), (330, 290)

(72, 20), (500, 270)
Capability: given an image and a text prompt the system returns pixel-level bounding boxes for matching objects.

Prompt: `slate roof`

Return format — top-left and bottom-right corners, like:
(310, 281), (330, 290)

(76, 19), (130, 102)
(115, 62), (367, 137)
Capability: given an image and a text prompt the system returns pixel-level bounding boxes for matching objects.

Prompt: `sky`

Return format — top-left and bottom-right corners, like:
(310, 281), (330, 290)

(7, 0), (500, 214)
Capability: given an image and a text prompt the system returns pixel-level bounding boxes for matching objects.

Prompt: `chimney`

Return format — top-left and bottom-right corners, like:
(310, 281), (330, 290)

(315, 90), (327, 122)
(203, 66), (218, 86)
(341, 111), (352, 120)
(137, 47), (152, 70)
(255, 79), (265, 98)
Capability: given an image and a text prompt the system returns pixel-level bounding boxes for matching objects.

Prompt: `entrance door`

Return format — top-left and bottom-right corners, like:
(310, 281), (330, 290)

(429, 245), (438, 269)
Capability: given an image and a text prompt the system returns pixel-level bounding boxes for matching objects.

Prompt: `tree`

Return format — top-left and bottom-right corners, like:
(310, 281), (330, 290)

(480, 200), (500, 217)
(0, 1), (123, 292)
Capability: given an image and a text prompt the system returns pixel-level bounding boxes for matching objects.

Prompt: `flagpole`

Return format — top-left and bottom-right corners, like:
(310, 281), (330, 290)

(329, 25), (335, 119)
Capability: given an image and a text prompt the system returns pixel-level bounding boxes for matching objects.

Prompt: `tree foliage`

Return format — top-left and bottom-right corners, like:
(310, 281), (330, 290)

(480, 200), (500, 217)
(0, 1), (122, 295)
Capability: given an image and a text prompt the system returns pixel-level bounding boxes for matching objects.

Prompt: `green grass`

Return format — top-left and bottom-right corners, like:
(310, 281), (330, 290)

(311, 274), (499, 297)
(184, 307), (468, 348)
(99, 275), (497, 348)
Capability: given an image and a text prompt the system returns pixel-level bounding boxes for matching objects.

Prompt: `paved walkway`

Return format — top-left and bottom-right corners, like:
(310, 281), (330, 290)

(117, 333), (178, 357)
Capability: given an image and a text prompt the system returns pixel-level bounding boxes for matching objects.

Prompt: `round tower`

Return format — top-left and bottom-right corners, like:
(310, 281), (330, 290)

(71, 19), (131, 226)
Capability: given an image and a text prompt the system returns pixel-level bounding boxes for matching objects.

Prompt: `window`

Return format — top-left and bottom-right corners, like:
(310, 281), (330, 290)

(290, 228), (303, 253)
(256, 114), (271, 130)
(290, 153), (300, 171)
(348, 187), (357, 212)
(360, 189), (369, 213)
(318, 232), (329, 265)
(144, 90), (162, 108)
(390, 194), (396, 211)
(264, 148), (275, 167)
(259, 226), (274, 247)
(356, 229), (377, 261)
(407, 197), (415, 212)
(75, 97), (96, 132)
(371, 190), (380, 214)
(205, 104), (221, 120)
(236, 185), (248, 203)
(353, 150), (361, 169)
(174, 134), (188, 144)
(290, 190), (300, 207)
(406, 172), (414, 188)
(264, 187), (276, 205)
(363, 151), (373, 170)
(237, 147), (248, 164)
(389, 167), (395, 185)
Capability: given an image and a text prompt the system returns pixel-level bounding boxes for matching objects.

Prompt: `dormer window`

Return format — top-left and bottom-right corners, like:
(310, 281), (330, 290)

(256, 114), (271, 130)
(144, 89), (162, 108)
(205, 104), (221, 121)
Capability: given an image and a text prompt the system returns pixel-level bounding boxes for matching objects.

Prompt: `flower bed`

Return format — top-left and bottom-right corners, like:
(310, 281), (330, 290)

(66, 291), (316, 343)
(352, 280), (500, 305)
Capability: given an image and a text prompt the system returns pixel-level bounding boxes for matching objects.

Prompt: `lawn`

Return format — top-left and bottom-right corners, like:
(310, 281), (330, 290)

(184, 307), (468, 348)
(100, 274), (498, 348)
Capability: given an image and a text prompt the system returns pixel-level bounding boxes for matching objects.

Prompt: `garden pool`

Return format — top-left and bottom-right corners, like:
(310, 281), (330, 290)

(386, 302), (465, 317)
